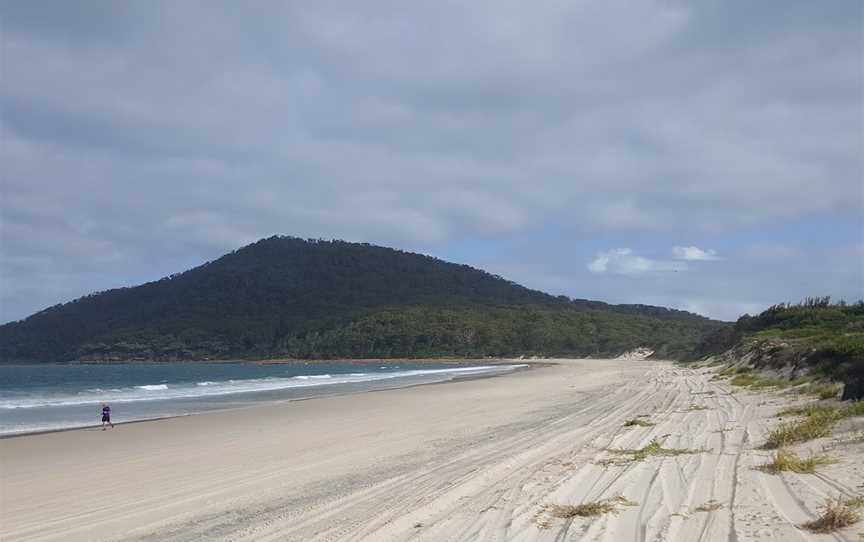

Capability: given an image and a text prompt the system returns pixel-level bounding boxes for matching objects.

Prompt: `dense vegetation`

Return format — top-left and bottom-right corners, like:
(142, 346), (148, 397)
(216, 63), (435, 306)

(0, 236), (723, 363)
(262, 305), (717, 360)
(692, 297), (864, 399)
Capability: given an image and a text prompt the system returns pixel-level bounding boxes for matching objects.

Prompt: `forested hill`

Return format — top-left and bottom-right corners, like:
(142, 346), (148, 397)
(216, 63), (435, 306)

(0, 236), (725, 363)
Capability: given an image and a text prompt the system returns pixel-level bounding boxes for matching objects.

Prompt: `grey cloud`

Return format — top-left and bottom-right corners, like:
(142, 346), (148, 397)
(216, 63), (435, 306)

(587, 248), (688, 275)
(0, 1), (159, 49)
(1, 0), (861, 322)
(672, 246), (720, 261)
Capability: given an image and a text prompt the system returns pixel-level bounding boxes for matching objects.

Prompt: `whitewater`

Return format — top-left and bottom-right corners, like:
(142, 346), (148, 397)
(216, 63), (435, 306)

(0, 362), (526, 435)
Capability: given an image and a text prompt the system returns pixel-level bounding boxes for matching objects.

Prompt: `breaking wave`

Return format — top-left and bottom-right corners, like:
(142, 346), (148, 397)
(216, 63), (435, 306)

(0, 365), (526, 410)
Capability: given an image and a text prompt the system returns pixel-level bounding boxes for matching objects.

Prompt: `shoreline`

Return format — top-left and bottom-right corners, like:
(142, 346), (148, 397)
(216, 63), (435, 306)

(0, 361), (538, 440)
(0, 357), (549, 366)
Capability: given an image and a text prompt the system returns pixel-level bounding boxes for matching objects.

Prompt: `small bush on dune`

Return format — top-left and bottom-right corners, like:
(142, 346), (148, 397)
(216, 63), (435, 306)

(802, 496), (863, 533)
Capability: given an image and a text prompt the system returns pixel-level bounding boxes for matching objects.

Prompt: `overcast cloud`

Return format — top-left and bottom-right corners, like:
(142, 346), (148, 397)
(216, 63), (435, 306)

(1, 0), (862, 323)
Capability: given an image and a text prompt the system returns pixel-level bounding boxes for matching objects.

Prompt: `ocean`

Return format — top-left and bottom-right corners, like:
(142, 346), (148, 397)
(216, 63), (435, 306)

(0, 362), (526, 436)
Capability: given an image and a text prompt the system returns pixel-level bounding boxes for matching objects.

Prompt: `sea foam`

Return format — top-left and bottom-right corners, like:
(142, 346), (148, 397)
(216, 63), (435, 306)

(136, 384), (169, 391)
(0, 364), (526, 410)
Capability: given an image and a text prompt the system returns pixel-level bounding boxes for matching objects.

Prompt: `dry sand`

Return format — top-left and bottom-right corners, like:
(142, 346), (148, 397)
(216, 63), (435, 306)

(1, 359), (862, 541)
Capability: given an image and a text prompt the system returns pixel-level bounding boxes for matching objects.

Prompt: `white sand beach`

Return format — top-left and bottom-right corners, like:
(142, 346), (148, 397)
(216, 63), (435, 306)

(1, 359), (862, 542)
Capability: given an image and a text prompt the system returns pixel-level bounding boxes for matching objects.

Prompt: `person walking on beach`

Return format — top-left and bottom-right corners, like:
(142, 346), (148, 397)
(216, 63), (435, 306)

(101, 403), (114, 430)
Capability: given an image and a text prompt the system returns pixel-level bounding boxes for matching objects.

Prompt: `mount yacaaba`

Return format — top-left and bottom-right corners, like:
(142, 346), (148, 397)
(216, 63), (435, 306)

(0, 236), (726, 362)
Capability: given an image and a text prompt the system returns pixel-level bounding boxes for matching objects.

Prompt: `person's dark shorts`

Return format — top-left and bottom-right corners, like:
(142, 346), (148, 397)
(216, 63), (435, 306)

(102, 415), (110, 422)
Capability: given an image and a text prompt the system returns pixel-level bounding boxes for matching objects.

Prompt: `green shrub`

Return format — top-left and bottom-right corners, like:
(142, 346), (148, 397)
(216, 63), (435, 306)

(825, 334), (864, 357)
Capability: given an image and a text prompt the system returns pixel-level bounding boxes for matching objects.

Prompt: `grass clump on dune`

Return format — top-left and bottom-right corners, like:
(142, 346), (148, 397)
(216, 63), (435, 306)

(764, 412), (838, 449)
(766, 401), (864, 448)
(623, 418), (655, 428)
(845, 401), (864, 417)
(730, 373), (769, 387)
(777, 403), (837, 418)
(547, 495), (637, 518)
(694, 500), (723, 512)
(718, 366), (752, 377)
(611, 436), (704, 462)
(804, 383), (841, 400)
(802, 496), (863, 533)
(730, 373), (811, 389)
(757, 448), (833, 474)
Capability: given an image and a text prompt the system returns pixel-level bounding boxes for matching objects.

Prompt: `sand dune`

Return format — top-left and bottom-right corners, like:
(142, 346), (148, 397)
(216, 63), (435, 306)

(1, 359), (862, 541)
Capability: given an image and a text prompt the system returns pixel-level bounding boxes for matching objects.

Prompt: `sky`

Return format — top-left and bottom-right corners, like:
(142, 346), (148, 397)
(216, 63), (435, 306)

(1, 0), (862, 323)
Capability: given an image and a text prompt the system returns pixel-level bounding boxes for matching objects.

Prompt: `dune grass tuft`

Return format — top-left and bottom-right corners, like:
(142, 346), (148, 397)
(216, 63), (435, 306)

(766, 401), (864, 449)
(804, 383), (841, 400)
(718, 366), (752, 377)
(730, 373), (811, 389)
(694, 500), (723, 512)
(547, 495), (637, 518)
(846, 401), (864, 417)
(610, 436), (704, 462)
(756, 448), (832, 474)
(764, 414), (836, 449)
(802, 496), (863, 533)
(776, 403), (837, 418)
(623, 418), (655, 428)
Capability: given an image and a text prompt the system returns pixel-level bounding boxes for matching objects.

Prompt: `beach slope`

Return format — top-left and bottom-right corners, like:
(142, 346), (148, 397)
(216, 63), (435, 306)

(2, 359), (861, 541)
